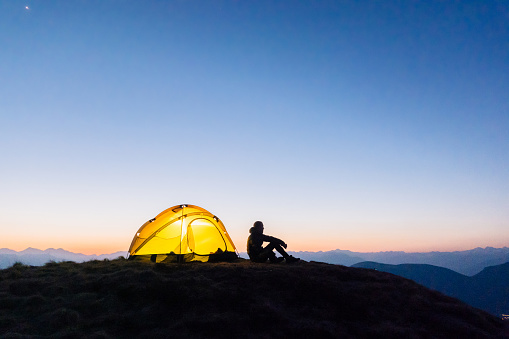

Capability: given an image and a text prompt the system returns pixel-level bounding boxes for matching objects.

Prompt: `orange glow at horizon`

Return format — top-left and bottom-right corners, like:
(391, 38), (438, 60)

(4, 231), (508, 256)
(4, 236), (128, 256)
(281, 234), (509, 254)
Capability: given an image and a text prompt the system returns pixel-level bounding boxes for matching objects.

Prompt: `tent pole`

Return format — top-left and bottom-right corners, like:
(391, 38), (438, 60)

(179, 205), (184, 264)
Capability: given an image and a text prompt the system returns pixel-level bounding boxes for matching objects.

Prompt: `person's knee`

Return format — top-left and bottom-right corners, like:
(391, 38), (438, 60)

(272, 244), (284, 252)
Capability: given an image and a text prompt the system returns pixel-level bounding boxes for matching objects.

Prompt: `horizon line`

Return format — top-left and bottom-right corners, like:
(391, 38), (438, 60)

(2, 245), (508, 256)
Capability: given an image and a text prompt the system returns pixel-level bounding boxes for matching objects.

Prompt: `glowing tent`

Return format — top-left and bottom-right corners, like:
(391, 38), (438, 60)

(128, 204), (238, 263)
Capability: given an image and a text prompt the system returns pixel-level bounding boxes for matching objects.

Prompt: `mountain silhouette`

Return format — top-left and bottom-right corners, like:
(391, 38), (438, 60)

(0, 248), (125, 269)
(283, 247), (509, 275)
(352, 261), (509, 317)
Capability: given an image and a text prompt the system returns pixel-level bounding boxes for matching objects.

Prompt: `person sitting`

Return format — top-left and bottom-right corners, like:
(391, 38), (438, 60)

(247, 221), (300, 263)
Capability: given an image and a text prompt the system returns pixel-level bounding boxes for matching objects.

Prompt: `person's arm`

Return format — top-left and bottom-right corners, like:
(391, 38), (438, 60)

(261, 234), (287, 248)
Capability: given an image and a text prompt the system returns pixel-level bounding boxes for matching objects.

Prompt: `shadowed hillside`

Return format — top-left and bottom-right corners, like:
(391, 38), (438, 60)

(352, 261), (509, 317)
(0, 259), (507, 338)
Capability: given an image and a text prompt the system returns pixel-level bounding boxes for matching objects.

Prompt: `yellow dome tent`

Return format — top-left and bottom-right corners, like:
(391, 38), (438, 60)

(128, 204), (238, 263)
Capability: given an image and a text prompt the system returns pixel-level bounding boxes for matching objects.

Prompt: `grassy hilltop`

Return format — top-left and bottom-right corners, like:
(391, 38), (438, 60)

(0, 259), (507, 339)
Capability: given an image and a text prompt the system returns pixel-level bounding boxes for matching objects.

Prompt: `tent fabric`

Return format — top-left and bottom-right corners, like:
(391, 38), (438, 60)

(128, 204), (238, 263)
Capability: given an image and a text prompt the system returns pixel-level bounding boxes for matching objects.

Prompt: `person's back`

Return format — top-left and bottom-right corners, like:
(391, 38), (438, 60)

(246, 227), (262, 258)
(247, 225), (271, 258)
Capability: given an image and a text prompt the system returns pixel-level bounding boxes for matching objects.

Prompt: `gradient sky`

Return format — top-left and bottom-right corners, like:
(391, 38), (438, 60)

(1, 1), (508, 255)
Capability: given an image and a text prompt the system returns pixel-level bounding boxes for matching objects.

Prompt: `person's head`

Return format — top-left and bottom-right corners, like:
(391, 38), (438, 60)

(253, 221), (264, 233)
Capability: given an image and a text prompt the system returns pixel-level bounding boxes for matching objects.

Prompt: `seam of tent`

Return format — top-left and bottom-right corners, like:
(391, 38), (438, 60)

(212, 220), (228, 251)
(179, 207), (184, 262)
(131, 216), (182, 255)
(187, 217), (228, 253)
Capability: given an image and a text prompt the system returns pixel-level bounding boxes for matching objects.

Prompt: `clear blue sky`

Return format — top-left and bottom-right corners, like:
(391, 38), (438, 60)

(1, 1), (508, 254)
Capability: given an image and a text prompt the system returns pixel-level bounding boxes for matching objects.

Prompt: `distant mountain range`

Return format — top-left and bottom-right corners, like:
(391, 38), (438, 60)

(4, 246), (509, 277)
(352, 261), (509, 317)
(0, 248), (126, 269)
(278, 247), (509, 276)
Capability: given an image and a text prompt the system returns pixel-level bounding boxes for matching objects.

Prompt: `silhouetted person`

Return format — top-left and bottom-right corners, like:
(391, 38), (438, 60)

(247, 221), (300, 263)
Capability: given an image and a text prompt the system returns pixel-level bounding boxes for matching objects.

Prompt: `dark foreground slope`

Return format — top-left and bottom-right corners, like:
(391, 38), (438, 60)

(0, 259), (507, 339)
